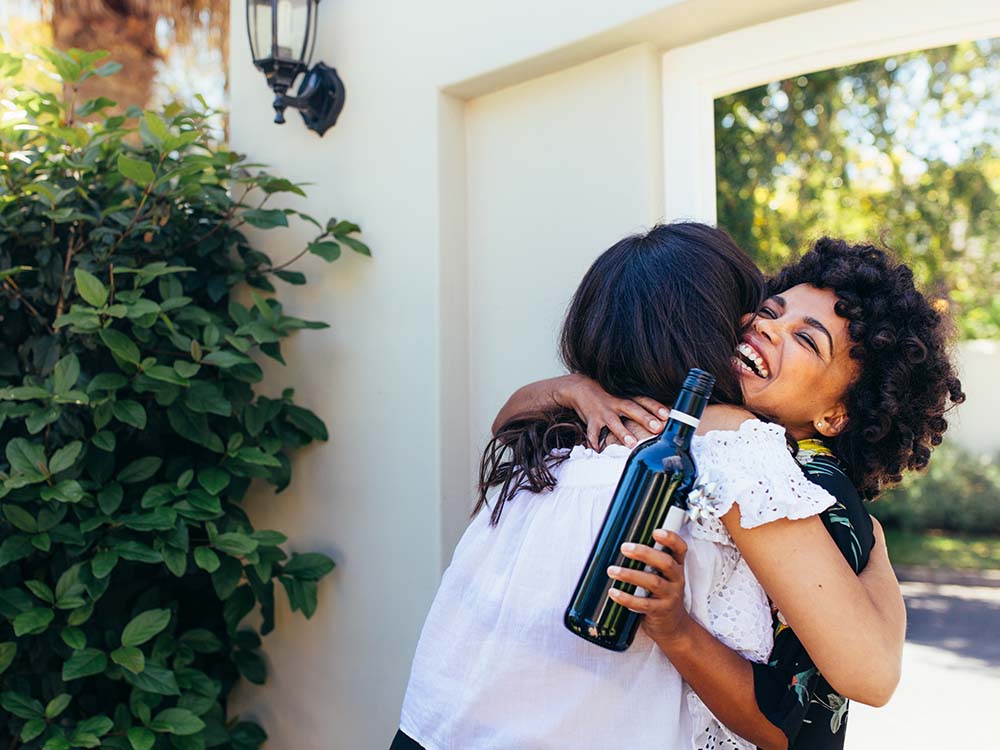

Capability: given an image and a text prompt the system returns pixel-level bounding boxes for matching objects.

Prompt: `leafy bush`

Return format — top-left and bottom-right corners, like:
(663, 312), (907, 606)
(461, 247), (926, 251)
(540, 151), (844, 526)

(871, 442), (1000, 534)
(0, 48), (369, 749)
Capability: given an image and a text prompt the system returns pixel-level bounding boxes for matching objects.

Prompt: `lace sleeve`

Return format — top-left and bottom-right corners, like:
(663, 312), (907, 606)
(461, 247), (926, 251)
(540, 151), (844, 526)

(694, 420), (837, 529)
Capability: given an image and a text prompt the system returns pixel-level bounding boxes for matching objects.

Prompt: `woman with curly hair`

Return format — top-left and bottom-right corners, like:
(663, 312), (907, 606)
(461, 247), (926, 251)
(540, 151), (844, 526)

(491, 236), (964, 749)
(393, 226), (946, 750)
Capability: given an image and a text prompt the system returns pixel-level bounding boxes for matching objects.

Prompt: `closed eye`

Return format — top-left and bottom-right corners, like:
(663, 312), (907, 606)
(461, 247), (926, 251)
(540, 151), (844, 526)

(759, 306), (777, 318)
(797, 332), (820, 355)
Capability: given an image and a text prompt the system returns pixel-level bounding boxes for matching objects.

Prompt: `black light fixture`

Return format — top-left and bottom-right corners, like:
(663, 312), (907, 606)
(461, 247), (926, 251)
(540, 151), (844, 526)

(246, 0), (345, 136)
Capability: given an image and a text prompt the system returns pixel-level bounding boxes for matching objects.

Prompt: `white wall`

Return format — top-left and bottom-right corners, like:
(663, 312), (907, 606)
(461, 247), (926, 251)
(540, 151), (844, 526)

(465, 44), (665, 480)
(950, 341), (1000, 455)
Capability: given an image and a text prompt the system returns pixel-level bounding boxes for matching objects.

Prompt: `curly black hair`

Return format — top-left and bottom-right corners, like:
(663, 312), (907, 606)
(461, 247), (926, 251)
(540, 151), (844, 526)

(769, 237), (965, 499)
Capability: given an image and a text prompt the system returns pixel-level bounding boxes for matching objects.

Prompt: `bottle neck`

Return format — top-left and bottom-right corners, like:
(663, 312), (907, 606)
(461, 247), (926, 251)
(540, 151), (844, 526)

(658, 388), (709, 445)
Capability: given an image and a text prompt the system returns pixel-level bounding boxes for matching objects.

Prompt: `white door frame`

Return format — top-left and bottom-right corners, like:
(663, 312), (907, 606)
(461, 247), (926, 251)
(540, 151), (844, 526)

(661, 0), (1000, 222)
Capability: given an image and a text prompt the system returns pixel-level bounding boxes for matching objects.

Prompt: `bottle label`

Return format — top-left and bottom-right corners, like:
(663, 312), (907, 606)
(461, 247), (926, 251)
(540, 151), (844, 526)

(633, 505), (688, 598)
(669, 409), (700, 428)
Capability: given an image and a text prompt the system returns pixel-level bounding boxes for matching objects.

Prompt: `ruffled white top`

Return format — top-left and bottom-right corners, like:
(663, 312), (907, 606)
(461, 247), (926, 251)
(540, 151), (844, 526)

(399, 420), (836, 750)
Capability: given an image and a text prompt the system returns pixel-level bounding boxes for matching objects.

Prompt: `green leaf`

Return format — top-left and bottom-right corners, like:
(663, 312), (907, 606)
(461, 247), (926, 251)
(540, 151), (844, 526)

(201, 350), (253, 368)
(4, 504), (37, 532)
(121, 608), (171, 647)
(61, 627), (86, 650)
(75, 715), (114, 739)
(53, 353), (81, 393)
(274, 269), (307, 285)
(111, 646), (146, 674)
(45, 693), (71, 719)
(234, 648), (267, 684)
(193, 547), (220, 573)
(1, 690), (44, 719)
(95, 60), (123, 77)
(92, 430), (116, 451)
(98, 483), (124, 514)
(242, 208), (288, 228)
(113, 399), (147, 429)
(7, 437), (48, 479)
(8, 385), (51, 401)
(13, 607), (54, 636)
(74, 269), (108, 307)
(99, 328), (141, 365)
(123, 662), (179, 695)
(144, 110), (169, 140)
(151, 707), (205, 736)
(283, 552), (336, 580)
(285, 405), (329, 441)
(25, 580), (53, 603)
(0, 536), (34, 568)
(40, 479), (85, 503)
(43, 737), (71, 750)
(161, 545), (187, 577)
(49, 441), (84, 473)
(0, 642), (16, 674)
(185, 381), (231, 416)
(88, 373), (129, 392)
(146, 364), (188, 386)
(117, 154), (155, 186)
(211, 555), (242, 599)
(119, 456), (163, 484)
(127, 727), (156, 750)
(114, 541), (161, 564)
(180, 628), (222, 653)
(340, 235), (372, 256)
(233, 447), (281, 467)
(307, 240), (341, 261)
(62, 648), (107, 680)
(20, 717), (46, 742)
(92, 549), (119, 578)
(213, 533), (258, 556)
(196, 468), (230, 496)
(252, 530), (288, 546)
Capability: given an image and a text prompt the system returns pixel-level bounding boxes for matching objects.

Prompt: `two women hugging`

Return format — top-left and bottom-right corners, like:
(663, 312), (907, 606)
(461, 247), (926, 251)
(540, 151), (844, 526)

(393, 223), (963, 750)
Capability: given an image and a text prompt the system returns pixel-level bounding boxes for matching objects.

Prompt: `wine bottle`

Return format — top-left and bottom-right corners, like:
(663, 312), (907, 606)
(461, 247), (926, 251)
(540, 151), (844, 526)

(564, 368), (714, 651)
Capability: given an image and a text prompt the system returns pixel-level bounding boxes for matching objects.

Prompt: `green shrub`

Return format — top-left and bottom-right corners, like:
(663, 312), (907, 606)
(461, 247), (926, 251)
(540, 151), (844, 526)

(871, 442), (1000, 534)
(0, 48), (369, 749)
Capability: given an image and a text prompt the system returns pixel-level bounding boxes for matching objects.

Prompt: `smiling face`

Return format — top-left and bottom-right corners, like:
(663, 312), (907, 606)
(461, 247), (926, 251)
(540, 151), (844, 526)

(736, 284), (860, 441)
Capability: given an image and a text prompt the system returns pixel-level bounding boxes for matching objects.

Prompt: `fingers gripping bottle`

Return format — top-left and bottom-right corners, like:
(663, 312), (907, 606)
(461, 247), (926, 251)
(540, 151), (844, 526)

(564, 368), (714, 651)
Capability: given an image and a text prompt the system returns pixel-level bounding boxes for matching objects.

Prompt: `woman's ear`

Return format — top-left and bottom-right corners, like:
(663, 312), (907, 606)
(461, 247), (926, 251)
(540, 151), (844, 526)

(814, 405), (849, 437)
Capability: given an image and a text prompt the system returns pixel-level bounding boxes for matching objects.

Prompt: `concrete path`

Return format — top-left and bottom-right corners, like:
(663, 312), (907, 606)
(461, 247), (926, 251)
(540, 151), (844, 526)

(848, 580), (1000, 747)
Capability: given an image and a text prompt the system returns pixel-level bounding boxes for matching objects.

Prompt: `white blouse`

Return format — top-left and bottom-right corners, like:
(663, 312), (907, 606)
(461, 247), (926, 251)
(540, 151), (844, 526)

(399, 420), (836, 750)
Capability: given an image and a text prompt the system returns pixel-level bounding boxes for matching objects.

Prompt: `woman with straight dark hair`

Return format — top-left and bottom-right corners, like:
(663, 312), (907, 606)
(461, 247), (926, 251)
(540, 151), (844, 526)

(491, 235), (964, 749)
(391, 224), (906, 750)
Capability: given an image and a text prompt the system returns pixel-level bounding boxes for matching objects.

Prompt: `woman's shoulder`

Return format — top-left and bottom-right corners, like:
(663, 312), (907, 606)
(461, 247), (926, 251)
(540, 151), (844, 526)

(698, 404), (757, 434)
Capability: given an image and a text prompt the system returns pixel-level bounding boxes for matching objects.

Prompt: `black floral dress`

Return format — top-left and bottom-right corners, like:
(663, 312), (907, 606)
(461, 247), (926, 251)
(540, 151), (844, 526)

(751, 439), (875, 750)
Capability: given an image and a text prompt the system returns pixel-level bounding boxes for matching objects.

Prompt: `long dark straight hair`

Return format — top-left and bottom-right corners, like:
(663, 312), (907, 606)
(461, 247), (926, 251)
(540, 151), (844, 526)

(474, 222), (765, 524)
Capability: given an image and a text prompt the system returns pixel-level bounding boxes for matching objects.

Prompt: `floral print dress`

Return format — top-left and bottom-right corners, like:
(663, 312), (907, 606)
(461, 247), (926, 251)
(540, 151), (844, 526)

(751, 439), (875, 750)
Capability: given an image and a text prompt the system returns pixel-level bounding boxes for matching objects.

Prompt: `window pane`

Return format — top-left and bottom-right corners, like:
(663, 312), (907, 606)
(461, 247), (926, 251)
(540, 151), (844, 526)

(715, 38), (1000, 340)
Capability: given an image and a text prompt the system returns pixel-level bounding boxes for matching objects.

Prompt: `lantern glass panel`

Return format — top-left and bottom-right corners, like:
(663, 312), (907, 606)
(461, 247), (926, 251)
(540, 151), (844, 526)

(275, 0), (311, 61)
(248, 0), (273, 61)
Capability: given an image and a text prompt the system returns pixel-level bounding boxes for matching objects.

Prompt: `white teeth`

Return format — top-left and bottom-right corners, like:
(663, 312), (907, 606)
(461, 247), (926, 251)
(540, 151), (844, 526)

(736, 343), (769, 379)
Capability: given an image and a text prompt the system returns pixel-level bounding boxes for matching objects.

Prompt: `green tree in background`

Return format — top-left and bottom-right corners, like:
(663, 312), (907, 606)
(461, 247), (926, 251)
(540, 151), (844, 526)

(716, 37), (1000, 339)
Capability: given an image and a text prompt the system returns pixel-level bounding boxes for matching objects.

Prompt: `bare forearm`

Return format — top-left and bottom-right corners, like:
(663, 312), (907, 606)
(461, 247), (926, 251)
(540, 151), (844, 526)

(652, 618), (788, 750)
(491, 376), (568, 434)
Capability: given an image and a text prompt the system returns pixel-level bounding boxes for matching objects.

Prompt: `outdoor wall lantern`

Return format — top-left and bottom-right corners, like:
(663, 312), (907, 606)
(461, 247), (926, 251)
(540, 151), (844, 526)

(246, 0), (345, 136)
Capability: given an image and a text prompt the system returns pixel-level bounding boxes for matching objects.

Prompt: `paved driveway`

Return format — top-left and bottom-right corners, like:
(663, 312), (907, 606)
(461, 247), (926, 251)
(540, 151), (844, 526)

(848, 580), (1000, 747)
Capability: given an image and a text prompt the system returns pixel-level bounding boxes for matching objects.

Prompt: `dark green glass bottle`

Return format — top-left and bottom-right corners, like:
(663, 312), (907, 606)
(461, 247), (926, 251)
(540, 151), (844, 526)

(564, 368), (714, 651)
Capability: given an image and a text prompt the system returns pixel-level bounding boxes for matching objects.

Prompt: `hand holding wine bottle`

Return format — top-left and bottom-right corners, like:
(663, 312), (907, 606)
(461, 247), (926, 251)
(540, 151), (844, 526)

(606, 528), (692, 642)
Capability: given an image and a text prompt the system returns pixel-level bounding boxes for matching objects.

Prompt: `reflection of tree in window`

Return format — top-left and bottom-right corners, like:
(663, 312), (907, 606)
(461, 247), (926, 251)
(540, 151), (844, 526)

(715, 38), (1000, 339)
